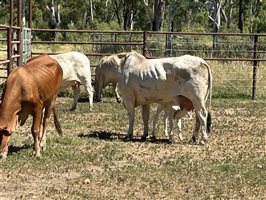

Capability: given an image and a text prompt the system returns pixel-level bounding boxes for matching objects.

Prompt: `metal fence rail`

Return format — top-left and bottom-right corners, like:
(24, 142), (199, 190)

(1, 28), (266, 99)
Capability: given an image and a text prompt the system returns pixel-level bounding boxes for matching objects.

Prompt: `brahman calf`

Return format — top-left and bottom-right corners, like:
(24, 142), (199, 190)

(0, 54), (63, 160)
(152, 95), (211, 142)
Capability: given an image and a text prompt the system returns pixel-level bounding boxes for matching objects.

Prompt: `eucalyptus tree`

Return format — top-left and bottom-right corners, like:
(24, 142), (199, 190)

(105, 0), (145, 30)
(46, 0), (60, 39)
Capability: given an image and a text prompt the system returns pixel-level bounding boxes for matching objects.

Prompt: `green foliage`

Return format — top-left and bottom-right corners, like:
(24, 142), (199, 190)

(252, 1), (266, 33)
(1, 0), (266, 33)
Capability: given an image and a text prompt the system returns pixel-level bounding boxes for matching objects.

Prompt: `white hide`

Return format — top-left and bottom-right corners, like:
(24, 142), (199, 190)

(118, 51), (212, 144)
(50, 51), (94, 110)
(152, 104), (193, 141)
(94, 54), (123, 103)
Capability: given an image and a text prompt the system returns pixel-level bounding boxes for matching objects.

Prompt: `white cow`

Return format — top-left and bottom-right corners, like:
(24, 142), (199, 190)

(94, 53), (127, 103)
(118, 51), (212, 145)
(50, 51), (94, 110)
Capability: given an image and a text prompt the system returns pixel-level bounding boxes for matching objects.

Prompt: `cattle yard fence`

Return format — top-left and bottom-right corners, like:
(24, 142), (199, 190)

(1, 28), (266, 99)
(1, 0), (266, 100)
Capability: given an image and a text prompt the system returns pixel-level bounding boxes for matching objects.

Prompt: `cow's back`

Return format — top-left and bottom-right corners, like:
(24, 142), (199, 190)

(22, 54), (63, 101)
(95, 54), (121, 84)
(0, 54), (63, 132)
(119, 53), (211, 106)
(50, 51), (91, 88)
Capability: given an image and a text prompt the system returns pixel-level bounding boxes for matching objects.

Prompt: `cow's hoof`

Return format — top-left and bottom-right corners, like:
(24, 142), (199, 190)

(199, 140), (205, 145)
(116, 99), (121, 103)
(141, 135), (147, 141)
(178, 135), (183, 141)
(149, 135), (156, 141)
(199, 138), (207, 145)
(124, 135), (132, 141)
(0, 152), (7, 161)
(40, 143), (46, 151)
(33, 151), (42, 159)
(188, 136), (196, 144)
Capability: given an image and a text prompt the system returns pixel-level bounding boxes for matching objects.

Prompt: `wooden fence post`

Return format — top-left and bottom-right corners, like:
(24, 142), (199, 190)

(252, 35), (258, 100)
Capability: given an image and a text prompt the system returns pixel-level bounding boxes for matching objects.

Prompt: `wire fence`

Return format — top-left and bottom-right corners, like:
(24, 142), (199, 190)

(0, 28), (266, 99)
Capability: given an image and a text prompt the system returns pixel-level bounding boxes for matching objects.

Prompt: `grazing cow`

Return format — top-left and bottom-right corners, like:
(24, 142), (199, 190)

(50, 51), (94, 110)
(0, 54), (63, 160)
(94, 53), (127, 103)
(118, 51), (212, 145)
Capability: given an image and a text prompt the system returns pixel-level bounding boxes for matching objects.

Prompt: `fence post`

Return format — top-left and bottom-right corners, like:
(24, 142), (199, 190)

(7, 0), (14, 75)
(252, 35), (258, 100)
(143, 31), (147, 57)
(17, 0), (23, 66)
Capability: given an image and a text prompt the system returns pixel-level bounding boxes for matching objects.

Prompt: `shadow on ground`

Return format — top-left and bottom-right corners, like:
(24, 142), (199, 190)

(78, 131), (172, 144)
(8, 144), (32, 155)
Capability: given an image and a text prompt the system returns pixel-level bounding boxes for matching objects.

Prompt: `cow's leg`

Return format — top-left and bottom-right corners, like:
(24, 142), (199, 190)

(0, 134), (10, 160)
(189, 115), (200, 144)
(151, 104), (165, 139)
(141, 104), (150, 140)
(32, 104), (43, 158)
(173, 109), (188, 141)
(123, 101), (135, 140)
(176, 119), (182, 141)
(84, 82), (94, 111)
(167, 110), (175, 141)
(40, 101), (54, 151)
(113, 83), (121, 103)
(189, 106), (207, 145)
(197, 108), (208, 145)
(94, 78), (103, 102)
(70, 83), (80, 111)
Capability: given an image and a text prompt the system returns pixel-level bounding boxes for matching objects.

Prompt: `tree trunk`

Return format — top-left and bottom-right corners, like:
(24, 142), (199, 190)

(213, 0), (221, 32)
(90, 0), (94, 23)
(113, 0), (122, 27)
(46, 0), (60, 40)
(227, 0), (234, 29)
(123, 5), (130, 30)
(123, 1), (135, 31)
(152, 0), (165, 31)
(238, 0), (244, 33)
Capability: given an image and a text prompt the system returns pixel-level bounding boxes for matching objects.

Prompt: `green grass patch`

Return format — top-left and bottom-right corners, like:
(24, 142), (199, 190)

(0, 97), (265, 199)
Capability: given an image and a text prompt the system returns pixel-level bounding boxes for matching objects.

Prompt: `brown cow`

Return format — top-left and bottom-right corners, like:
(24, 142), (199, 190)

(0, 54), (63, 160)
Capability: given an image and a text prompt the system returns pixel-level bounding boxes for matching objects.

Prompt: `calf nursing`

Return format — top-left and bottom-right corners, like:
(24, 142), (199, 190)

(118, 51), (212, 145)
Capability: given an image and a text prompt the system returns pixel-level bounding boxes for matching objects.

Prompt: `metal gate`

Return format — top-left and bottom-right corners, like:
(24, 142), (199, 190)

(22, 27), (31, 64)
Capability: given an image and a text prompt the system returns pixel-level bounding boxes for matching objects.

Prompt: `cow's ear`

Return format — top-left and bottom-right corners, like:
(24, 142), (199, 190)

(116, 52), (128, 59)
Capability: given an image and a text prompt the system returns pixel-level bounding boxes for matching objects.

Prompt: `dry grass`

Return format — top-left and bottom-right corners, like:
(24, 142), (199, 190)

(0, 95), (265, 199)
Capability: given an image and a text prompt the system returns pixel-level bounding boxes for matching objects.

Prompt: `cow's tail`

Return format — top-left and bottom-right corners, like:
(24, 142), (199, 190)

(204, 62), (212, 110)
(53, 107), (63, 136)
(204, 62), (212, 133)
